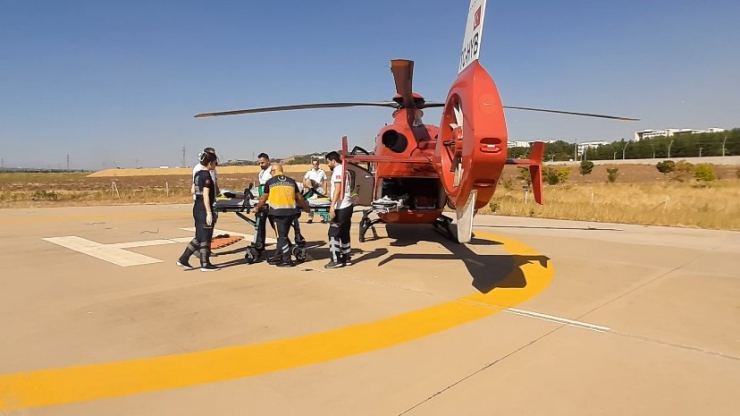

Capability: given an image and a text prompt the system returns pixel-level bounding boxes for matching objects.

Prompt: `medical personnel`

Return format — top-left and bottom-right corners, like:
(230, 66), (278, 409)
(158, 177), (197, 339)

(192, 147), (219, 198)
(254, 153), (273, 252)
(254, 163), (311, 267)
(324, 151), (354, 268)
(303, 159), (328, 223)
(177, 151), (220, 272)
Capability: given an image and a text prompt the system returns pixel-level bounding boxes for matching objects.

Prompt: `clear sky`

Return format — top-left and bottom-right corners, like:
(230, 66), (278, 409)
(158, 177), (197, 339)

(1, 0), (738, 170)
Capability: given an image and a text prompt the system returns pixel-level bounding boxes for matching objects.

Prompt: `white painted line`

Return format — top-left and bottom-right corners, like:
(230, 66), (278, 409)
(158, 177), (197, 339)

(505, 308), (610, 332)
(43, 226), (274, 268)
(109, 237), (193, 249)
(43, 236), (162, 267)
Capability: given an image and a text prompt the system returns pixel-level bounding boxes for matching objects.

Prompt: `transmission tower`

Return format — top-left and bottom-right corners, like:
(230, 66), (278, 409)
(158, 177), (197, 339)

(66, 154), (70, 171)
(182, 146), (186, 167)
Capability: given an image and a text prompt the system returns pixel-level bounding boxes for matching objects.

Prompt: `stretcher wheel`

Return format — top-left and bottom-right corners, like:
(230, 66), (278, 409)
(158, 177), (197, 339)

(292, 246), (306, 262)
(245, 247), (258, 264)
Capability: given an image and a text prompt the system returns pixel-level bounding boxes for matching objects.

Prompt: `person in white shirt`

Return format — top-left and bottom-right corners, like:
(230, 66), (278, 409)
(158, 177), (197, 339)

(303, 159), (328, 223)
(254, 152), (274, 252)
(324, 151), (354, 268)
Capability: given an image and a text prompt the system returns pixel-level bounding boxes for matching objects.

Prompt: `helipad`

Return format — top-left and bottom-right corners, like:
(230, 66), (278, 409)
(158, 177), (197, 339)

(1, 204), (738, 415)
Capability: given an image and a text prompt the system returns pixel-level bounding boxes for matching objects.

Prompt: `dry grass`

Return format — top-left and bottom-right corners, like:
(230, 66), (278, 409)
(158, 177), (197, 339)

(88, 164), (315, 177)
(4, 165), (740, 231)
(483, 180), (740, 231)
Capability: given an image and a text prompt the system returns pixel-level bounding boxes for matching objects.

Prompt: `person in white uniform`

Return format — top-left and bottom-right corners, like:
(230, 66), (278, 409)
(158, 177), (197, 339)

(254, 152), (274, 252)
(324, 151), (354, 268)
(303, 159), (328, 223)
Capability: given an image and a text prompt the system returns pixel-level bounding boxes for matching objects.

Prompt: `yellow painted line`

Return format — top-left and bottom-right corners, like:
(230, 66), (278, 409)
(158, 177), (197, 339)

(0, 231), (554, 411)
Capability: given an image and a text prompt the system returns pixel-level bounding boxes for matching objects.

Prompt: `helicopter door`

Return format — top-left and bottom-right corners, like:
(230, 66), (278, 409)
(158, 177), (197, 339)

(345, 162), (375, 206)
(350, 146), (373, 174)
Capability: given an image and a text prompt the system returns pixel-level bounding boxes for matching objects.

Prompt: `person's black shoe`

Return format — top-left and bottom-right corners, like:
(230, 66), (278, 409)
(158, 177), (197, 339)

(324, 260), (344, 269)
(200, 263), (220, 272)
(176, 260), (193, 270)
(277, 260), (295, 268)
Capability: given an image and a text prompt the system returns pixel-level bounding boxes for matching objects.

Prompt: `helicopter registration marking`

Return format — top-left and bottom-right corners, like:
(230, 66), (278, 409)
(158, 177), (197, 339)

(0, 232), (553, 411)
(459, 0), (487, 73)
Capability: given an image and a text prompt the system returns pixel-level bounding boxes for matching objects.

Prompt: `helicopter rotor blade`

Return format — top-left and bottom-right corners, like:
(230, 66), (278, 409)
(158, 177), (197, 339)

(502, 105), (640, 121)
(194, 102), (398, 118)
(419, 102), (639, 120)
(390, 59), (415, 108)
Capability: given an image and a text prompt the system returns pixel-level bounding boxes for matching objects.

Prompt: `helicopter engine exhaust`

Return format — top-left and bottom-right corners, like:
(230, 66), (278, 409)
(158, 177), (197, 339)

(381, 129), (408, 153)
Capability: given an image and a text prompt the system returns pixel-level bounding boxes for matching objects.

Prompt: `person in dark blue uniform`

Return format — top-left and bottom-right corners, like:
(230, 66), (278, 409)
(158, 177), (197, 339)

(177, 151), (220, 272)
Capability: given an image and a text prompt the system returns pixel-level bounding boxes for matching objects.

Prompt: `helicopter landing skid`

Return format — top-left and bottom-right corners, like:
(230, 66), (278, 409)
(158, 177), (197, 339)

(432, 215), (457, 243)
(358, 208), (384, 243)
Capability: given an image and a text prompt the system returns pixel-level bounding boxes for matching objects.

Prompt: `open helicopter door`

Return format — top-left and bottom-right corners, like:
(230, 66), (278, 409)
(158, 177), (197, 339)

(340, 136), (376, 206)
(434, 0), (505, 244)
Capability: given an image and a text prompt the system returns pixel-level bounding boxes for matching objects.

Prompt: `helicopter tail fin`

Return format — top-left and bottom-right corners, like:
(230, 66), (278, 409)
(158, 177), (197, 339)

(459, 0), (487, 74)
(506, 141), (545, 205)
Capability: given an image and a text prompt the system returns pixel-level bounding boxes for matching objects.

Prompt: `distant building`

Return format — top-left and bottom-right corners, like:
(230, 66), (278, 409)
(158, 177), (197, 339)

(507, 141), (531, 148)
(634, 128), (725, 141)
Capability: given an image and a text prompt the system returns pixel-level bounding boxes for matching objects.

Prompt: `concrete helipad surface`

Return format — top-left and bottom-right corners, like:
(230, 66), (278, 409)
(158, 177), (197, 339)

(1, 204), (739, 415)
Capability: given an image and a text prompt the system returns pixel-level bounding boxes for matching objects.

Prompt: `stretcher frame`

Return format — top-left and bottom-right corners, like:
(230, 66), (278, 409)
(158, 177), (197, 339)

(212, 185), (333, 264)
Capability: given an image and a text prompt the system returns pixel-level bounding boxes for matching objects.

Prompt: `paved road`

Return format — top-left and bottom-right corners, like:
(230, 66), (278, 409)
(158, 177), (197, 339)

(1, 204), (738, 415)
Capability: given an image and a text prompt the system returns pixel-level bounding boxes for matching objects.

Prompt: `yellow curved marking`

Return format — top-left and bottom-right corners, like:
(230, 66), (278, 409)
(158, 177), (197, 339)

(0, 231), (553, 410)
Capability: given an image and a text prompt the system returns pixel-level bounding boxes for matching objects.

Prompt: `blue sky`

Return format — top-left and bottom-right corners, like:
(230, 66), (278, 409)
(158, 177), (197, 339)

(1, 0), (738, 169)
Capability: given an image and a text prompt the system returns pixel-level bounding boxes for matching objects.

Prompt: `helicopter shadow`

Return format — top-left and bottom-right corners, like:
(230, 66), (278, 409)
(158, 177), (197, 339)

(376, 224), (550, 294)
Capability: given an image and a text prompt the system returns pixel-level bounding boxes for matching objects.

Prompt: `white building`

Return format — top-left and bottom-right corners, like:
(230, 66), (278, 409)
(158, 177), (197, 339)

(507, 140), (531, 148)
(576, 141), (609, 156)
(634, 128), (725, 141)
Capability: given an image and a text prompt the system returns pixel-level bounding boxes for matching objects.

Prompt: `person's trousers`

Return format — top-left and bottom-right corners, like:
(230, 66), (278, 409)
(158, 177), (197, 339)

(270, 214), (294, 263)
(180, 206), (215, 266)
(255, 208), (274, 250)
(328, 205), (353, 263)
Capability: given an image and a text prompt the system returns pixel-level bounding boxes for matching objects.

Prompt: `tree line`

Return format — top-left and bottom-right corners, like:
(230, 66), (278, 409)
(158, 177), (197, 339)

(506, 128), (740, 161)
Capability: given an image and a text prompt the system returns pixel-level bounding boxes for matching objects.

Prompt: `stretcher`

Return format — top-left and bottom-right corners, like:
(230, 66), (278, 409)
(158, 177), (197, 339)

(358, 195), (407, 243)
(212, 185), (332, 264)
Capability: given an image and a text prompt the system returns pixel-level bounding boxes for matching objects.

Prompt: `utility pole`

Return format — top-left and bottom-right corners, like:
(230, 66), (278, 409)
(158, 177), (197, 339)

(573, 140), (578, 161)
(722, 135), (727, 157)
(181, 146), (186, 167)
(66, 154), (70, 170)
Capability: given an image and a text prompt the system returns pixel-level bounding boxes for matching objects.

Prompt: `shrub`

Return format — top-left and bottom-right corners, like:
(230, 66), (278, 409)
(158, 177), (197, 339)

(656, 160), (675, 176)
(671, 160), (694, 182)
(606, 167), (619, 183)
(693, 164), (716, 182)
(517, 167), (532, 186)
(579, 160), (594, 176)
(543, 166), (571, 185)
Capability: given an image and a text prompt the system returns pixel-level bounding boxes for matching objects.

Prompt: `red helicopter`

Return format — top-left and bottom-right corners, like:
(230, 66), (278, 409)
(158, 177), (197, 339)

(194, 0), (638, 244)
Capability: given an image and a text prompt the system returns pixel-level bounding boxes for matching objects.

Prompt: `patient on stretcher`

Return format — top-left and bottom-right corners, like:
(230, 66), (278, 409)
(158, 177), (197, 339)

(371, 178), (439, 211)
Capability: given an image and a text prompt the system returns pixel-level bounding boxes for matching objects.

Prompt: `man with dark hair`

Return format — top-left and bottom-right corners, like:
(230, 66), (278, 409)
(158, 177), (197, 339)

(254, 152), (273, 253)
(324, 151), (354, 268)
(254, 163), (310, 267)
